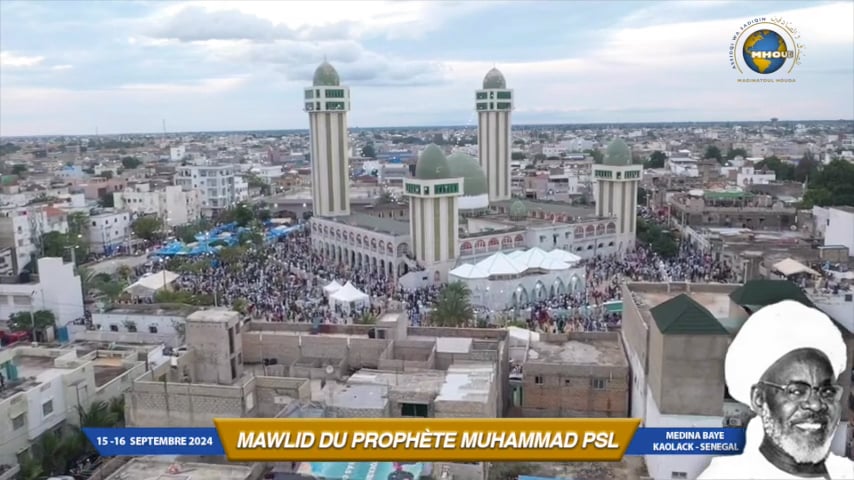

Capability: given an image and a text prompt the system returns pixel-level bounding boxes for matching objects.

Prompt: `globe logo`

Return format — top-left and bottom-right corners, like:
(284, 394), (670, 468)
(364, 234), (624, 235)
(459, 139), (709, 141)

(742, 29), (792, 74)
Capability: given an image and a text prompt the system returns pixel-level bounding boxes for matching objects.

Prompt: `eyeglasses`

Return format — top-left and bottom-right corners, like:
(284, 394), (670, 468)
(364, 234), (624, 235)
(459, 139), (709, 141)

(759, 381), (843, 403)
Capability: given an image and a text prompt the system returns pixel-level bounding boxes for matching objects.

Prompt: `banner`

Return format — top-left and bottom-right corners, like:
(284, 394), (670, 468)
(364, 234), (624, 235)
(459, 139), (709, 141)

(84, 419), (746, 461)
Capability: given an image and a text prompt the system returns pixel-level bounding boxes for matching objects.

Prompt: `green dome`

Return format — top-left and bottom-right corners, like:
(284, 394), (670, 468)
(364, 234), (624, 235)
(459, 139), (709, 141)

(313, 61), (340, 86)
(509, 200), (528, 221)
(483, 68), (506, 89)
(415, 144), (452, 180)
(447, 152), (487, 197)
(604, 138), (632, 166)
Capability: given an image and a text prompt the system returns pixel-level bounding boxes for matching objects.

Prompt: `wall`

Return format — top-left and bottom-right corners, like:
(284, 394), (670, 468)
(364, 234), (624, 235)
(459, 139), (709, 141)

(90, 311), (187, 338)
(825, 207), (854, 252)
(252, 377), (311, 418)
(69, 327), (180, 347)
(241, 332), (388, 371)
(126, 377), (255, 427)
(520, 333), (629, 418)
(36, 257), (84, 327)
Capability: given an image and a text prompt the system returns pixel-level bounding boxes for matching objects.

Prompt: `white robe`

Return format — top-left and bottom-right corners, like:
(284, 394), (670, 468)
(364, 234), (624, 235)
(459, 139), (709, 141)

(698, 418), (854, 479)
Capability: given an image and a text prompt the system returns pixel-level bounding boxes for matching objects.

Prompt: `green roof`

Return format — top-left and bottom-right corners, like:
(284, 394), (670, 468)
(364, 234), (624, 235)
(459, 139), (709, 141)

(483, 67), (507, 89)
(313, 61), (340, 87)
(447, 152), (487, 197)
(650, 294), (729, 335)
(604, 138), (632, 166)
(415, 144), (452, 180)
(729, 280), (815, 309)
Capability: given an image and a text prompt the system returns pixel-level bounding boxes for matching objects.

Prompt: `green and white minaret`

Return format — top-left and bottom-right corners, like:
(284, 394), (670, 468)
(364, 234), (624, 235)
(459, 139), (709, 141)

(476, 67), (513, 203)
(594, 139), (643, 253)
(305, 60), (351, 217)
(404, 145), (464, 282)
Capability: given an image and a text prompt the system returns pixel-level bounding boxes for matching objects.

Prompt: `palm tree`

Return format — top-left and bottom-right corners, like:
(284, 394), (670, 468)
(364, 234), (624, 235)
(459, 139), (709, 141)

(9, 310), (56, 341)
(16, 454), (44, 480)
(35, 430), (77, 476)
(116, 264), (133, 282)
(431, 282), (474, 327)
(109, 396), (126, 426)
(96, 280), (127, 305)
(78, 267), (96, 300)
(74, 400), (120, 454)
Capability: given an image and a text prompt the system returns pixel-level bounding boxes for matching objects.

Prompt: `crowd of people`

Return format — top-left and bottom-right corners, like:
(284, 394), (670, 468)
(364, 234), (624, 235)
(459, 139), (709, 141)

(116, 207), (735, 333)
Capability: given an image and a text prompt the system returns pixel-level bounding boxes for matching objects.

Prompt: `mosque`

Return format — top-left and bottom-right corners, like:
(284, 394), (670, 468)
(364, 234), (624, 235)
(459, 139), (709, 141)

(306, 61), (643, 299)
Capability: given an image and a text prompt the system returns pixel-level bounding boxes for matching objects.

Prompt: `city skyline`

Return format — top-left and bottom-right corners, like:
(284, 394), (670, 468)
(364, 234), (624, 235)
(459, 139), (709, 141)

(1, 0), (852, 137)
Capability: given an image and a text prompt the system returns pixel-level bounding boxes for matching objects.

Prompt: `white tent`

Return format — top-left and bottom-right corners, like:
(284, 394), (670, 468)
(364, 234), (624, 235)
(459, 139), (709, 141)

(330, 282), (370, 313)
(323, 280), (343, 294)
(475, 252), (523, 276)
(545, 248), (582, 265)
(124, 270), (179, 298)
(773, 258), (819, 277)
(449, 263), (489, 280)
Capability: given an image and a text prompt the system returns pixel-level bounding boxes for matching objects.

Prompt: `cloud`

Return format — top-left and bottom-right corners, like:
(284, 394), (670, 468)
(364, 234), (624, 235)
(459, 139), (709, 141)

(0, 51), (44, 67)
(51, 64), (73, 71)
(118, 76), (250, 94)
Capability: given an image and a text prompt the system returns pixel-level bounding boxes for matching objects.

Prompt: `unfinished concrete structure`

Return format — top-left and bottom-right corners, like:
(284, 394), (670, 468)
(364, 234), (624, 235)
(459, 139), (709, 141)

(515, 331), (629, 418)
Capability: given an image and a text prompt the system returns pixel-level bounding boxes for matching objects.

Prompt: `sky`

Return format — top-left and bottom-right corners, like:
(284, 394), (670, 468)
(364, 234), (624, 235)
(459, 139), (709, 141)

(0, 0), (852, 136)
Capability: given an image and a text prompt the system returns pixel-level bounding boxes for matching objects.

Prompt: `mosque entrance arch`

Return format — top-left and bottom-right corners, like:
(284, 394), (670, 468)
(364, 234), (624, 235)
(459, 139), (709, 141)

(534, 281), (546, 301)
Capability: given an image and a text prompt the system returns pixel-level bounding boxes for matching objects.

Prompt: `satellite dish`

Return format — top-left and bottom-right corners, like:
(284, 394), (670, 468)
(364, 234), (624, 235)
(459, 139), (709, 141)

(325, 365), (335, 375)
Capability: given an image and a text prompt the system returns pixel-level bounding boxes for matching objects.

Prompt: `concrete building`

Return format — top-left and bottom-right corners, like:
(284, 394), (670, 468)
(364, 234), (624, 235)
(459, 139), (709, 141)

(105, 458), (256, 480)
(593, 139), (642, 252)
(621, 280), (853, 480)
(174, 164), (240, 217)
(310, 214), (411, 279)
(824, 206), (854, 255)
(514, 331), (629, 418)
(0, 257), (84, 333)
(476, 68), (514, 203)
(169, 145), (186, 162)
(185, 309), (243, 385)
(0, 205), (69, 275)
(113, 183), (201, 227)
(88, 210), (132, 255)
(305, 61), (351, 218)
(71, 304), (197, 347)
(0, 344), (145, 467)
(403, 145), (464, 282)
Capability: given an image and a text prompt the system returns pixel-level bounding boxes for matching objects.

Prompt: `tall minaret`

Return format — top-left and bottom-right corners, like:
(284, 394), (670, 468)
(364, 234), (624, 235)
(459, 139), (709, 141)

(594, 139), (643, 253)
(404, 145), (464, 282)
(476, 67), (513, 203)
(305, 60), (351, 217)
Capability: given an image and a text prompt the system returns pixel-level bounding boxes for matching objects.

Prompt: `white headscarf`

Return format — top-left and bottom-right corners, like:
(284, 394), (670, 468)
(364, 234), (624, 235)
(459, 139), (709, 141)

(724, 300), (848, 407)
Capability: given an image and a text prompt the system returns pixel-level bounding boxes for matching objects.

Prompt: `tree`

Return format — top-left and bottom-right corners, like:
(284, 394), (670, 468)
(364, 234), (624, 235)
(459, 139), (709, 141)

(584, 149), (604, 164)
(131, 215), (163, 241)
(636, 218), (678, 258)
(101, 170), (114, 179)
(120, 156), (142, 169)
(431, 282), (474, 327)
(726, 147), (748, 159)
(361, 143), (377, 158)
(793, 151), (820, 183)
(9, 310), (56, 341)
(755, 155), (795, 181)
(218, 245), (246, 264)
(644, 151), (667, 169)
(704, 145), (723, 164)
(116, 264), (133, 282)
(802, 159), (854, 207)
(511, 151), (526, 160)
(67, 211), (89, 238)
(41, 231), (88, 264)
(12, 163), (27, 176)
(220, 203), (255, 227)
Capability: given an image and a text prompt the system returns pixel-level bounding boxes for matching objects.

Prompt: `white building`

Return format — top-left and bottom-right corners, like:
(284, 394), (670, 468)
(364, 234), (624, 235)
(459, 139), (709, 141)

(824, 206), (854, 254)
(305, 61), (352, 218)
(0, 206), (69, 275)
(169, 145), (186, 162)
(735, 166), (776, 186)
(593, 139), (642, 253)
(0, 257), (84, 330)
(113, 183), (201, 227)
(88, 211), (132, 254)
(246, 165), (285, 184)
(174, 164), (240, 217)
(0, 344), (145, 467)
(449, 248), (584, 309)
(476, 67), (514, 202)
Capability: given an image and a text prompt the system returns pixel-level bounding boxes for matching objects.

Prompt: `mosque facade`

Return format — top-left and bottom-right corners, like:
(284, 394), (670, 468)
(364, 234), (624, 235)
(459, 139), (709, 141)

(305, 61), (351, 218)
(306, 61), (641, 289)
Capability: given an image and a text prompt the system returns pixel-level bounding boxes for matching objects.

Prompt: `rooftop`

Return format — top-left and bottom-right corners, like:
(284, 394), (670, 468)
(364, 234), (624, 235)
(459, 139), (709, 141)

(492, 199), (596, 218)
(435, 363), (494, 404)
(15, 354), (67, 383)
(92, 357), (129, 387)
(348, 369), (446, 395)
(186, 308), (240, 324)
(328, 383), (388, 410)
(633, 289), (733, 321)
(329, 212), (410, 236)
(528, 337), (627, 366)
(105, 458), (252, 480)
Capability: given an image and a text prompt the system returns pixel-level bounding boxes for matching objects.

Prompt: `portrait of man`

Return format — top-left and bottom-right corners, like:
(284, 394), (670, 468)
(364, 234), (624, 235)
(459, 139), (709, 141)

(698, 300), (854, 479)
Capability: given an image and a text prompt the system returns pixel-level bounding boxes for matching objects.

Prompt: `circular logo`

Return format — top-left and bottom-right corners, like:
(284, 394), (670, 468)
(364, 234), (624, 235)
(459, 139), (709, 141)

(742, 29), (789, 74)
